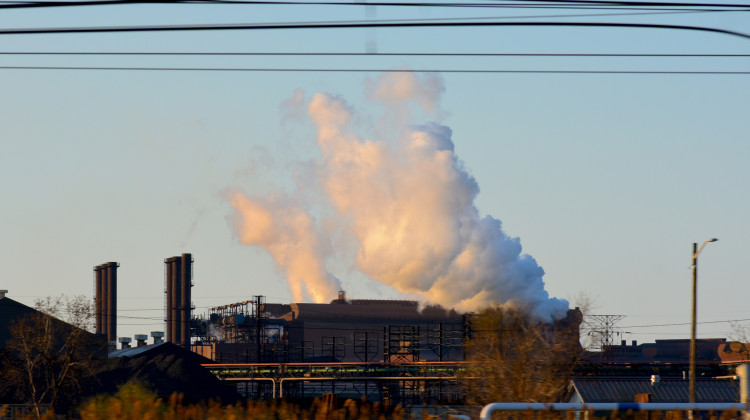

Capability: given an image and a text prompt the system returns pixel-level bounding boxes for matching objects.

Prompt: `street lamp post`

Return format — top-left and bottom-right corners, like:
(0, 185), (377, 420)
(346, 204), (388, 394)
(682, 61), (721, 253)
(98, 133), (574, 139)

(690, 238), (718, 407)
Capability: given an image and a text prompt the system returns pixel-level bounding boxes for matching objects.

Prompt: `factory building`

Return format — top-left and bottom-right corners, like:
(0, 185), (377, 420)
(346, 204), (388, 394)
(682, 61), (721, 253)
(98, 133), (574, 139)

(191, 291), (468, 364)
(86, 252), (583, 403)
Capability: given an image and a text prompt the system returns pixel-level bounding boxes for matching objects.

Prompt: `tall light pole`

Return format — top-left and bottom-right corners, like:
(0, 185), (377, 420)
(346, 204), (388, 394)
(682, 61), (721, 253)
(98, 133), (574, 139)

(690, 238), (718, 406)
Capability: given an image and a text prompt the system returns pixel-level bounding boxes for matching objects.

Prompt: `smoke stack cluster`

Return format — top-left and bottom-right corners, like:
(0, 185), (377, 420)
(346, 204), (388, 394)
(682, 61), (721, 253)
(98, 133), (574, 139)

(94, 262), (119, 344)
(164, 253), (192, 348)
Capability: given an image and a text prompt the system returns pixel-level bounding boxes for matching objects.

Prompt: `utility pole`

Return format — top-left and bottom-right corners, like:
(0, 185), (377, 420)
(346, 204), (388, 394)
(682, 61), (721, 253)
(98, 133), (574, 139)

(690, 238), (718, 420)
(690, 242), (697, 408)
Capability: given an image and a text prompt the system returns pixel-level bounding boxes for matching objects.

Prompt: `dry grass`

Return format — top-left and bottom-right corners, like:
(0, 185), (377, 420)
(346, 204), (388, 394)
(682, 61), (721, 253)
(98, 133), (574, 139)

(3, 384), (746, 420)
(73, 382), (409, 420)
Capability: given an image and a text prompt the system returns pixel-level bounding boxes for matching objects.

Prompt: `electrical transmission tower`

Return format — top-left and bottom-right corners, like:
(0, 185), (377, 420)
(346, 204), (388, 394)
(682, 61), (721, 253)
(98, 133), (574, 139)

(585, 314), (626, 351)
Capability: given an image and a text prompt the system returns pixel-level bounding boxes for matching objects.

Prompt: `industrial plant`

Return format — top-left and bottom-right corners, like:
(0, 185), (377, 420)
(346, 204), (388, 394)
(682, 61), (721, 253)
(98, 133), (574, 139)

(88, 253), (745, 406)
(91, 253), (479, 403)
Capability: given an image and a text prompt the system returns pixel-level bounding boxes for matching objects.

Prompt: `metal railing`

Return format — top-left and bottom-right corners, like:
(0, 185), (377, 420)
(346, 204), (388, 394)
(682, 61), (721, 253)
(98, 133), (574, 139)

(478, 402), (749, 420)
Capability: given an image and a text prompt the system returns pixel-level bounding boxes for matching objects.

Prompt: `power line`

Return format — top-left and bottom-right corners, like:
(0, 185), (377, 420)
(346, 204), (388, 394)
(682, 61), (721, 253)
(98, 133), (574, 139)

(1, 51), (748, 56)
(3, 0), (750, 9)
(1, 65), (748, 74)
(118, 315), (164, 320)
(492, 0), (750, 9)
(623, 318), (750, 329)
(0, 21), (748, 40)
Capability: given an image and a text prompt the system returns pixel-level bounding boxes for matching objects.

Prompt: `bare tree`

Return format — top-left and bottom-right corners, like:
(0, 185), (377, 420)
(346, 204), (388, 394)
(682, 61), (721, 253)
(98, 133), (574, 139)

(459, 305), (582, 404)
(4, 295), (101, 418)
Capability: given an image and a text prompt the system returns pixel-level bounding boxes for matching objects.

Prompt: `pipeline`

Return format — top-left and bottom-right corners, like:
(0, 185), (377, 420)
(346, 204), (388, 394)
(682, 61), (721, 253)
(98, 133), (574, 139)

(479, 403), (748, 420)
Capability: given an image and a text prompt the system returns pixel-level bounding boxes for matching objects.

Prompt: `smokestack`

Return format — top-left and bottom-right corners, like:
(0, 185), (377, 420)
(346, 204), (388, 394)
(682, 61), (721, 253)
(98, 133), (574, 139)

(165, 258), (173, 343)
(151, 331), (165, 345)
(105, 262), (118, 343)
(94, 262), (118, 343)
(100, 264), (108, 338)
(94, 265), (103, 335)
(171, 257), (181, 345)
(180, 253), (192, 348)
(165, 254), (192, 348)
(0, 290), (7, 299)
(135, 334), (148, 347)
(164, 256), (181, 345)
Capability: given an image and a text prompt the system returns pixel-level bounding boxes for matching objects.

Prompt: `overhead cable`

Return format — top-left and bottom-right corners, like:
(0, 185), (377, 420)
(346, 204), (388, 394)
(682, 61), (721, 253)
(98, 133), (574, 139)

(1, 65), (749, 74)
(1, 21), (748, 40)
(623, 318), (750, 329)
(2, 0), (750, 9)
(2, 51), (749, 56)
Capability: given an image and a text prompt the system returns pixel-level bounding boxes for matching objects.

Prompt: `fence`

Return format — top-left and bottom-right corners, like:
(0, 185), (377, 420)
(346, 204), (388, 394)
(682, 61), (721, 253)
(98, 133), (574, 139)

(0, 404), (50, 420)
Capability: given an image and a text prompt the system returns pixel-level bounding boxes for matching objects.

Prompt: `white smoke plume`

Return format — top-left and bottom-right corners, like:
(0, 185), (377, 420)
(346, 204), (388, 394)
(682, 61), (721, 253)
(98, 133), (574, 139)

(229, 72), (568, 320)
(227, 192), (341, 303)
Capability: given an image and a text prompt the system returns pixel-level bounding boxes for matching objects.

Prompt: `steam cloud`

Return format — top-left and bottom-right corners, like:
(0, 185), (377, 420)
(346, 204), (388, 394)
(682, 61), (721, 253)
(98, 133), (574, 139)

(229, 72), (568, 320)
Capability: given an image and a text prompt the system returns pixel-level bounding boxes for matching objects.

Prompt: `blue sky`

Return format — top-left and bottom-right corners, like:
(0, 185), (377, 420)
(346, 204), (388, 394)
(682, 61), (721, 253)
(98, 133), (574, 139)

(1, 1), (748, 345)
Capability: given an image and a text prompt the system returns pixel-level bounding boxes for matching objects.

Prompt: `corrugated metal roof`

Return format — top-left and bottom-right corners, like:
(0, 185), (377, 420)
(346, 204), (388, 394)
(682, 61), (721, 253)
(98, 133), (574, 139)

(570, 378), (739, 403)
(108, 342), (166, 358)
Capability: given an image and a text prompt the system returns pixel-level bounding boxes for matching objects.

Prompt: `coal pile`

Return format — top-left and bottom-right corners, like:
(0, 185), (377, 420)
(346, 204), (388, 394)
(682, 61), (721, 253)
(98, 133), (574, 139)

(83, 342), (238, 404)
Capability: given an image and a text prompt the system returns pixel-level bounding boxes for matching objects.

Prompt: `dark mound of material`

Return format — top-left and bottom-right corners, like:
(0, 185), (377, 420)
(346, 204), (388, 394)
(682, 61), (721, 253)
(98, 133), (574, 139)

(83, 342), (238, 404)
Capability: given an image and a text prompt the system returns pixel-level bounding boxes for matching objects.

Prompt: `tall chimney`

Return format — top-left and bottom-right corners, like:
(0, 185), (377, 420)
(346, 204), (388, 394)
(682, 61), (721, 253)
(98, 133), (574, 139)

(94, 265), (104, 335)
(171, 257), (182, 345)
(105, 262), (118, 344)
(100, 264), (108, 338)
(165, 258), (173, 343)
(164, 254), (193, 348)
(94, 262), (118, 344)
(180, 253), (192, 348)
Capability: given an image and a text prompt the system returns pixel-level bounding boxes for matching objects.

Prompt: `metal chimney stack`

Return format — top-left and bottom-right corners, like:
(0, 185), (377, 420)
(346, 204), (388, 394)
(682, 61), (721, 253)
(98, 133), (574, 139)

(180, 253), (192, 349)
(94, 262), (119, 344)
(164, 253), (192, 348)
(94, 265), (103, 335)
(165, 256), (180, 345)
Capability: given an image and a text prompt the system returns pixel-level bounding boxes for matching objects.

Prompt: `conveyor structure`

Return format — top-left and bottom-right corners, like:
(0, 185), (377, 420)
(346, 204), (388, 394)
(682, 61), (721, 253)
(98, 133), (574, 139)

(202, 361), (467, 403)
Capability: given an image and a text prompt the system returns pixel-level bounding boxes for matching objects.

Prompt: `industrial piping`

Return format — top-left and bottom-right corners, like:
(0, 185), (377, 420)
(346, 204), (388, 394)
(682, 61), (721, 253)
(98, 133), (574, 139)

(478, 403), (749, 420)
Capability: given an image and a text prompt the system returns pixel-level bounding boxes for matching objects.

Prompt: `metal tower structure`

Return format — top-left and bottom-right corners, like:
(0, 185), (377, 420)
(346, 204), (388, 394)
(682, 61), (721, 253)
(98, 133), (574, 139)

(585, 314), (626, 351)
